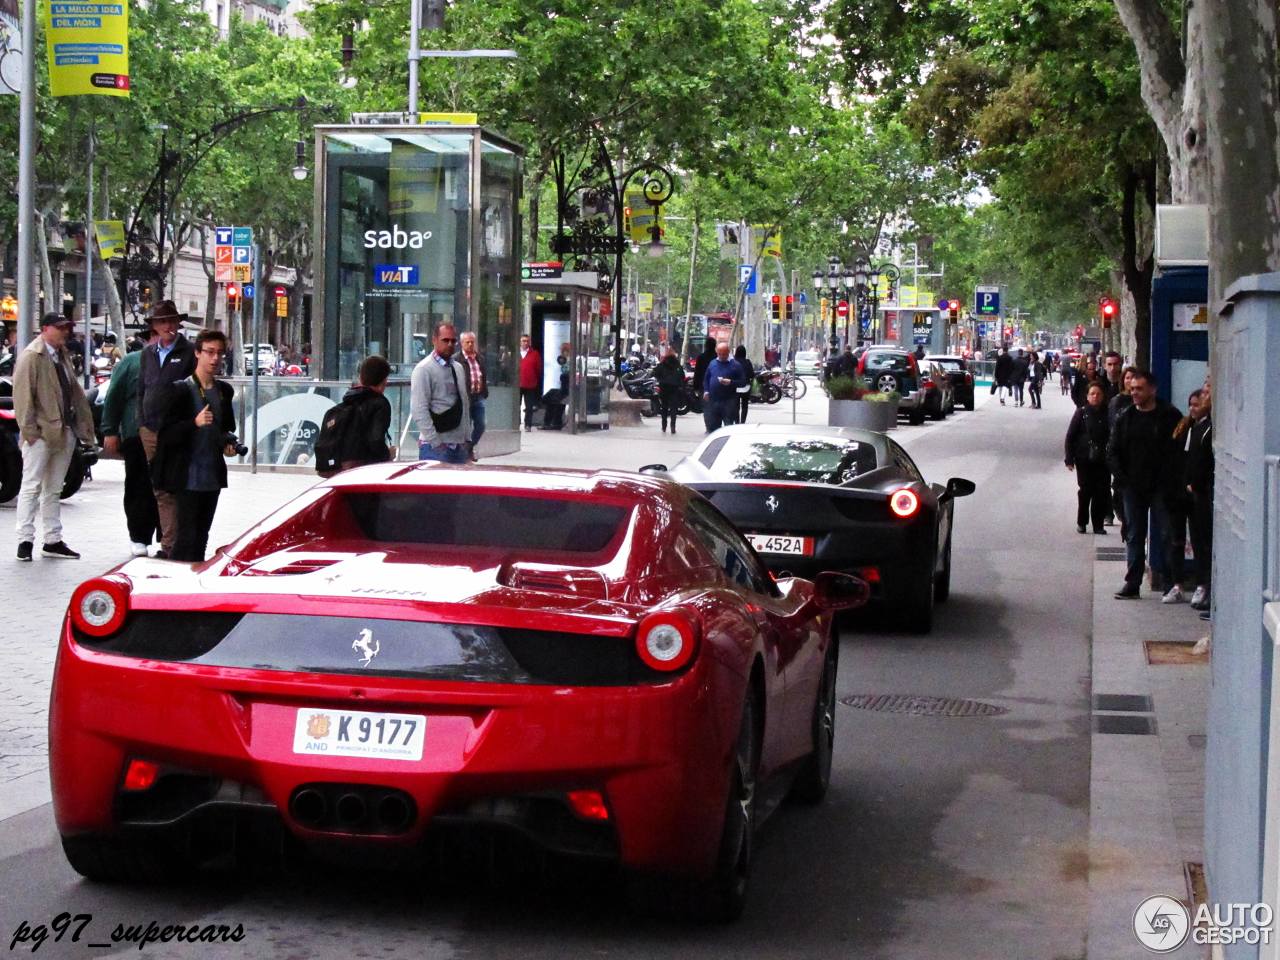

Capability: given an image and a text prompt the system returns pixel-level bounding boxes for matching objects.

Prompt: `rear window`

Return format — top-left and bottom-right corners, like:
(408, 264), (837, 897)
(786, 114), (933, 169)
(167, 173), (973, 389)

(864, 352), (910, 371)
(343, 492), (628, 553)
(796, 351), (819, 361)
(935, 359), (964, 372)
(708, 437), (878, 485)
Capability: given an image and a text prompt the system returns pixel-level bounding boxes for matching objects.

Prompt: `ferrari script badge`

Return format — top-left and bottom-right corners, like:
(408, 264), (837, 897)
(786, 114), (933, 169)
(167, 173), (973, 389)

(306, 714), (331, 738)
(765, 495), (780, 513)
(352, 628), (380, 666)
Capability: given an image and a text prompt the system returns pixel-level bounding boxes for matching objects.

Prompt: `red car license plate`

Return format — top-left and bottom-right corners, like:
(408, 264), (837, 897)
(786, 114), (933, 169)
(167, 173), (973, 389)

(746, 534), (814, 556)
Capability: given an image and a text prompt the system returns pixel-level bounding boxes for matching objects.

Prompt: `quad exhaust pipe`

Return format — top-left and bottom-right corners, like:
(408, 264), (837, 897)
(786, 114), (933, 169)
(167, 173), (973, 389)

(288, 784), (416, 834)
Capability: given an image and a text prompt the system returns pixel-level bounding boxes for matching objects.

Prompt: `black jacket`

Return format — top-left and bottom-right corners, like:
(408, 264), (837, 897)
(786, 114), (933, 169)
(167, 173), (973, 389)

(1065, 404), (1109, 468)
(692, 349), (716, 392)
(1106, 392), (1133, 431)
(994, 353), (1013, 386)
(150, 378), (236, 494)
(1010, 356), (1030, 385)
(458, 351), (489, 399)
(1106, 401), (1183, 495)
(1185, 416), (1214, 499)
(654, 358), (685, 391)
(337, 386), (393, 467)
(137, 334), (196, 431)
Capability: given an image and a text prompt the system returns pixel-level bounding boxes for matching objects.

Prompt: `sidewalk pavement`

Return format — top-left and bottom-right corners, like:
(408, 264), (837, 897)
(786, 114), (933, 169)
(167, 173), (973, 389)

(1088, 544), (1211, 958)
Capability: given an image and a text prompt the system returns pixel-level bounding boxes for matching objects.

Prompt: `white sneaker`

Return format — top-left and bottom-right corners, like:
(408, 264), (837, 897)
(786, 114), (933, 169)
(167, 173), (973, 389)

(1190, 586), (1207, 607)
(1161, 585), (1186, 604)
(130, 542), (148, 557)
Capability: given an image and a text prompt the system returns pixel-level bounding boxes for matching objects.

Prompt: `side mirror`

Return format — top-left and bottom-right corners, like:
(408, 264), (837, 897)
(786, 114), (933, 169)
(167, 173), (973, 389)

(945, 477), (976, 498)
(812, 571), (870, 612)
(638, 463), (669, 474)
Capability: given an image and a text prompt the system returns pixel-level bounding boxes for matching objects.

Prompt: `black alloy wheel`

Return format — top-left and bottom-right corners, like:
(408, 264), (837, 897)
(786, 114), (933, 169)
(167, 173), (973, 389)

(934, 535), (953, 604)
(59, 444), (87, 500)
(694, 691), (760, 922)
(791, 641), (838, 804)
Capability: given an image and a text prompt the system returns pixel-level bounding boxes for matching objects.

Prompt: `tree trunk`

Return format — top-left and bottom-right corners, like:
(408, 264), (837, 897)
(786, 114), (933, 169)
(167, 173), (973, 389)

(34, 213), (56, 317)
(1112, 0), (1209, 204)
(1120, 166), (1156, 367)
(1201, 0), (1280, 304)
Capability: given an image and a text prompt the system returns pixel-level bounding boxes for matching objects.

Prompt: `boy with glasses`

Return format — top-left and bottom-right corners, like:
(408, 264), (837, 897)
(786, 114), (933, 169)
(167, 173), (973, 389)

(147, 330), (238, 562)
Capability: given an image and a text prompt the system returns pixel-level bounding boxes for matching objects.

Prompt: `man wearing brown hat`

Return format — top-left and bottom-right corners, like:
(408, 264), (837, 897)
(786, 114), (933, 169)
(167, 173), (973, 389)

(12, 313), (94, 560)
(136, 300), (195, 557)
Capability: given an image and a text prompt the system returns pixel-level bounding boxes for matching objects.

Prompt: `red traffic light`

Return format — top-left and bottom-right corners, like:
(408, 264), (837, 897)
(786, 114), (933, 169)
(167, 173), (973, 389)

(771, 295), (781, 305)
(785, 295), (794, 305)
(226, 284), (239, 301)
(947, 299), (960, 311)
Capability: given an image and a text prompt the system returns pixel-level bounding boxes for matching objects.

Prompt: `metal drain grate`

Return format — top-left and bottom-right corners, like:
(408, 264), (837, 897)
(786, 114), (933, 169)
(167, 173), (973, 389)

(1093, 693), (1154, 713)
(839, 694), (1009, 717)
(1096, 547), (1127, 561)
(1093, 714), (1157, 735)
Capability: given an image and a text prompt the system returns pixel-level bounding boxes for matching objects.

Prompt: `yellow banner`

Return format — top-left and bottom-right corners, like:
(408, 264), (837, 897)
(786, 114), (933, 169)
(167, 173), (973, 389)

(418, 112), (477, 125)
(637, 292), (653, 313)
(625, 190), (662, 246)
(761, 227), (782, 259)
(45, 0), (130, 97)
(93, 220), (125, 259)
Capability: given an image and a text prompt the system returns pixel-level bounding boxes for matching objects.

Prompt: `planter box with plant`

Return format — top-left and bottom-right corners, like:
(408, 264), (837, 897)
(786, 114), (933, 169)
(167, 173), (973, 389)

(823, 376), (899, 431)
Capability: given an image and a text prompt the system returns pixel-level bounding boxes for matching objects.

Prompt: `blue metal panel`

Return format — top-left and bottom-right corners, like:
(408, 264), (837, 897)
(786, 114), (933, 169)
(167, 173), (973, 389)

(1150, 267), (1208, 404)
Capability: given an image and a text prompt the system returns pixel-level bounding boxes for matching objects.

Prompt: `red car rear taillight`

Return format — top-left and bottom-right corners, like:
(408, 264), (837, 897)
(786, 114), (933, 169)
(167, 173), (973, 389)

(69, 575), (131, 637)
(635, 611), (700, 672)
(888, 488), (921, 519)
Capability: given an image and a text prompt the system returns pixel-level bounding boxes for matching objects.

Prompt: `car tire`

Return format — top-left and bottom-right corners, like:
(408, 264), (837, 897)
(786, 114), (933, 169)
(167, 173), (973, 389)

(0, 436), (20, 504)
(790, 641), (837, 805)
(908, 409), (926, 426)
(929, 400), (944, 421)
(692, 690), (759, 923)
(934, 537), (952, 604)
(876, 374), (898, 394)
(965, 398), (975, 411)
(60, 444), (86, 500)
(905, 570), (935, 633)
(61, 834), (181, 884)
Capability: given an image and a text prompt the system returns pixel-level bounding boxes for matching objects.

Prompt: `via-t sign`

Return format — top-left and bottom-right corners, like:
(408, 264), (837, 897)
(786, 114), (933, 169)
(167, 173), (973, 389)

(975, 286), (1001, 316)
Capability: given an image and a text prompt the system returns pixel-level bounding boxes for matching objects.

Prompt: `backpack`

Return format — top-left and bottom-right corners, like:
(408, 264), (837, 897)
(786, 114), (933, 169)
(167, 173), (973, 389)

(313, 400), (362, 478)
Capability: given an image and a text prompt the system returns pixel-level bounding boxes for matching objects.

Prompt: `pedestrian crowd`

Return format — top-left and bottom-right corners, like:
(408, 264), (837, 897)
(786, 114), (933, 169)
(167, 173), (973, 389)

(990, 346), (1048, 408)
(1060, 353), (1214, 620)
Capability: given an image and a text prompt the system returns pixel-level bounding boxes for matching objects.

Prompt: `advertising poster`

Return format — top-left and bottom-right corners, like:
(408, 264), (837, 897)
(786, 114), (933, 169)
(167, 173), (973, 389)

(93, 220), (125, 258)
(45, 0), (130, 96)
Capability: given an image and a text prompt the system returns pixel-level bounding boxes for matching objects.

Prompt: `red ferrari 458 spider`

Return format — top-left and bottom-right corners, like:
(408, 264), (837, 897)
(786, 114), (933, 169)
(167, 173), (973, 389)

(50, 464), (867, 920)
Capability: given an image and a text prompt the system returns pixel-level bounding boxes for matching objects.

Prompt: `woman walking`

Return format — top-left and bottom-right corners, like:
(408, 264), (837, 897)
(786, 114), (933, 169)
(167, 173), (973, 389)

(1064, 382), (1112, 534)
(1027, 351), (1046, 409)
(733, 345), (755, 424)
(654, 348), (686, 434)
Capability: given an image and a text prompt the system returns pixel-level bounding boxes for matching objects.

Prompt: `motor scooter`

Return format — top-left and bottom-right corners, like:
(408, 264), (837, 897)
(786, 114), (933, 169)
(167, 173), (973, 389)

(0, 397), (97, 504)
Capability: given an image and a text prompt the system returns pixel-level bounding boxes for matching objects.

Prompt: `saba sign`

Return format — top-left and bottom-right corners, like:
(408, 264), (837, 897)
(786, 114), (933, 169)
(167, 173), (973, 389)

(362, 226), (435, 250)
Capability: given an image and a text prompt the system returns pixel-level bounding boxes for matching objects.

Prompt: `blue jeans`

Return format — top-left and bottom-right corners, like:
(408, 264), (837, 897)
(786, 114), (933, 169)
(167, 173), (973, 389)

(418, 441), (468, 464)
(702, 396), (738, 433)
(469, 398), (486, 447)
(1122, 488), (1175, 588)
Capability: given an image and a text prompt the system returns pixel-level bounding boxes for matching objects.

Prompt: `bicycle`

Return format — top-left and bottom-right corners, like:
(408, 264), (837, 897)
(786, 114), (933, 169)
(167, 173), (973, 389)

(777, 370), (807, 400)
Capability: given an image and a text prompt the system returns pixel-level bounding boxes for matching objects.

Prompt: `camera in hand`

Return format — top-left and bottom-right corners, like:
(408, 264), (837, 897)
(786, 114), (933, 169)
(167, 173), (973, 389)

(224, 433), (249, 457)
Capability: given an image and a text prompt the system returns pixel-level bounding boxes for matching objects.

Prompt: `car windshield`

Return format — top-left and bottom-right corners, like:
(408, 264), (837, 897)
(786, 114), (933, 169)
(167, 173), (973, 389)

(864, 352), (910, 370)
(341, 492), (629, 553)
(709, 437), (878, 485)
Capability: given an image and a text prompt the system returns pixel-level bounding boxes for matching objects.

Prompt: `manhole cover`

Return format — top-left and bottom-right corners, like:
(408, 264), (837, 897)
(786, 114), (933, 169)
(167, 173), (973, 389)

(839, 694), (1009, 717)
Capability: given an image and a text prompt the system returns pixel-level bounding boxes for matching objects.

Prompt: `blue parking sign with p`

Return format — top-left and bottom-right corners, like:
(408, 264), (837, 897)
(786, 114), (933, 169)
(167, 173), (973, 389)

(975, 288), (1001, 316)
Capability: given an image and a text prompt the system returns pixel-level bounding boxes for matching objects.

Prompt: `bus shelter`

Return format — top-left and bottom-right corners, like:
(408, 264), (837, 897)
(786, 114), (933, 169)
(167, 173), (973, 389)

(311, 123), (524, 456)
(522, 273), (612, 434)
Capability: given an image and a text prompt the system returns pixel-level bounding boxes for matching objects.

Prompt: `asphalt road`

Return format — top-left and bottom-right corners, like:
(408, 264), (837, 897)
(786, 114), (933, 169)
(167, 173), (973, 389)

(0, 383), (1093, 959)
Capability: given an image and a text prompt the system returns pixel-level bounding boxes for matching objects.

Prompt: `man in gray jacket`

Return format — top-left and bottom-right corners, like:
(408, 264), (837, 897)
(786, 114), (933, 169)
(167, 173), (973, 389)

(12, 313), (94, 560)
(411, 323), (472, 464)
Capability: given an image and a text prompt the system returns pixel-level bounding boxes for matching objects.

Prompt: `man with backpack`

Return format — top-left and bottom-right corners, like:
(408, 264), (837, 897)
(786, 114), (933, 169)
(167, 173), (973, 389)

(313, 355), (395, 478)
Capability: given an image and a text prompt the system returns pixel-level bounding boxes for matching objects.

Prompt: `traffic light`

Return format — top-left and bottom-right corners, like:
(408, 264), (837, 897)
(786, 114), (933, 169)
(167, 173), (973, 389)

(784, 294), (794, 321)
(770, 294), (781, 321)
(947, 298), (960, 323)
(226, 284), (240, 308)
(1075, 324), (1084, 339)
(1099, 296), (1117, 329)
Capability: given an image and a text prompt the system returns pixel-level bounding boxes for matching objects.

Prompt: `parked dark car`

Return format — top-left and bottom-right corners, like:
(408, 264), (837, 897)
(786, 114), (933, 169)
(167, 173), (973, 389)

(642, 424), (976, 633)
(855, 348), (928, 425)
(928, 354), (976, 411)
(919, 360), (955, 420)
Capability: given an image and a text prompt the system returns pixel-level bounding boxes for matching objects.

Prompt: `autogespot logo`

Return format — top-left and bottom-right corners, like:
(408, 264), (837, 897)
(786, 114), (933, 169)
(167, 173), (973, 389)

(1133, 896), (1191, 953)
